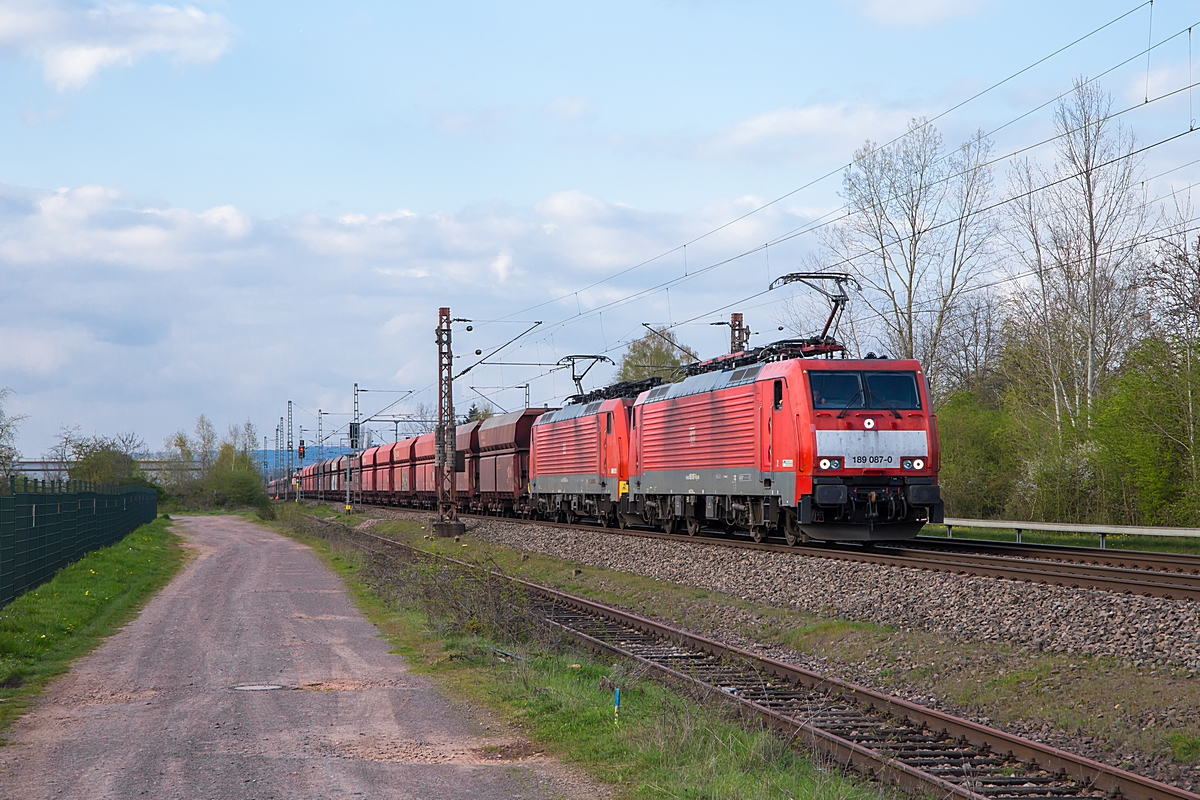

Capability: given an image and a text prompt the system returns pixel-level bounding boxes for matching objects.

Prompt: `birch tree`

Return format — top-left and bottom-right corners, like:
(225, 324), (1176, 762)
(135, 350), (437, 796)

(824, 119), (995, 401)
(1003, 79), (1149, 434)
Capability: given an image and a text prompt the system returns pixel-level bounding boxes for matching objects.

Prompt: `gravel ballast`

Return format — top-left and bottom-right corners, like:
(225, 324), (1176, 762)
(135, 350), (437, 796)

(447, 517), (1200, 672)
(346, 507), (1200, 791)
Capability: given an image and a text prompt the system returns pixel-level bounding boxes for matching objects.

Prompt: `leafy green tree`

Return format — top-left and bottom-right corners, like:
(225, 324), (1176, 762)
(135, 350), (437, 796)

(936, 391), (1018, 518)
(465, 402), (494, 422)
(1091, 337), (1200, 525)
(615, 327), (697, 383)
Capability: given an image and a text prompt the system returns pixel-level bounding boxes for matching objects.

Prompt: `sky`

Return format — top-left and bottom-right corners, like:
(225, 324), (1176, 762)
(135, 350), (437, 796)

(2, 0), (1199, 456)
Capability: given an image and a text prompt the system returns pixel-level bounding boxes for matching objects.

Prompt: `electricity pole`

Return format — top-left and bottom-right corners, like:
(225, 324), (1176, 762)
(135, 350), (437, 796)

(277, 419), (283, 487)
(435, 307), (464, 537)
(286, 401), (294, 499)
(317, 410), (324, 503)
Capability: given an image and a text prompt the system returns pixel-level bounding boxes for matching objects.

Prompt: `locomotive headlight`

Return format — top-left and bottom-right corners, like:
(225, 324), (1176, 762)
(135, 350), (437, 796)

(902, 459), (913, 470)
(830, 458), (842, 469)
(819, 458), (831, 470)
(913, 458), (925, 470)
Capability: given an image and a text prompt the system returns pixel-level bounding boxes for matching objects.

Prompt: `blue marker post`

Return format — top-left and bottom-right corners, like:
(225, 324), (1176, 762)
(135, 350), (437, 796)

(614, 687), (621, 727)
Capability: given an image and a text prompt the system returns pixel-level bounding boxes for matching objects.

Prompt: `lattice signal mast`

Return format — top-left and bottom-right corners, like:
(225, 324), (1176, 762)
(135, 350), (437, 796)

(730, 313), (750, 353)
(436, 307), (456, 523)
(287, 400), (293, 487)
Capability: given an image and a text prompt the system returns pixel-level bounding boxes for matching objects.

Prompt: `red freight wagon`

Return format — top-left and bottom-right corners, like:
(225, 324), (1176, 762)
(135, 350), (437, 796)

(454, 421), (483, 498)
(530, 391), (638, 526)
(628, 356), (941, 542)
(414, 432), (438, 508)
(374, 442), (396, 497)
(475, 408), (544, 515)
(320, 457), (337, 495)
(389, 438), (417, 500)
(331, 455), (347, 494)
(360, 446), (380, 498)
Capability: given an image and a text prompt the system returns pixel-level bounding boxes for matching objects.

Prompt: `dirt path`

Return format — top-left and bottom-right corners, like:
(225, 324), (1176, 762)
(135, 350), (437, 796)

(0, 515), (605, 800)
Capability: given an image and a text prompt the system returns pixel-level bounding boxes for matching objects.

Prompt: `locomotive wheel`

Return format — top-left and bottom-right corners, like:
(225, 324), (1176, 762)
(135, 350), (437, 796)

(783, 514), (807, 546)
(749, 526), (766, 543)
(685, 517), (700, 537)
(617, 514), (629, 530)
(661, 516), (678, 535)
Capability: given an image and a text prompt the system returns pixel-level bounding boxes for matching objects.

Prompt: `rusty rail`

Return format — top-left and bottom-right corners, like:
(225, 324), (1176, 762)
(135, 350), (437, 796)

(305, 515), (1200, 800)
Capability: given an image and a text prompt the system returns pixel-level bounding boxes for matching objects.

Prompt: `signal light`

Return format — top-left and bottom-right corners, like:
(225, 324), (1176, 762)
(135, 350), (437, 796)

(298, 440), (306, 460)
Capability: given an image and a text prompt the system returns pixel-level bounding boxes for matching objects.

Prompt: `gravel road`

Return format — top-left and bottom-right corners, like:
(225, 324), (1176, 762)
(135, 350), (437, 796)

(0, 515), (604, 800)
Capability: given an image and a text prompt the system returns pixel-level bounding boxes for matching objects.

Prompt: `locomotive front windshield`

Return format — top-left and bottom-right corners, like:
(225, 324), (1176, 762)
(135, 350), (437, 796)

(864, 371), (921, 409)
(810, 370), (922, 410)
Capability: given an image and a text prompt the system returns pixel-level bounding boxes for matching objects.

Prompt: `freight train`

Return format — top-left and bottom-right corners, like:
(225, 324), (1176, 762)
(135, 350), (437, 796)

(273, 338), (943, 543)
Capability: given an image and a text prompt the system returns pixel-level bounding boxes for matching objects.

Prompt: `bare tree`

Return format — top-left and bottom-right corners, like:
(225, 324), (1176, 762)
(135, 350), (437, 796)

(42, 424), (81, 482)
(241, 420), (259, 455)
(939, 291), (1005, 398)
(194, 414), (217, 475)
(112, 431), (146, 457)
(1003, 79), (1149, 433)
(823, 119), (995, 401)
(0, 388), (25, 483)
(409, 402), (439, 435)
(161, 430), (196, 489)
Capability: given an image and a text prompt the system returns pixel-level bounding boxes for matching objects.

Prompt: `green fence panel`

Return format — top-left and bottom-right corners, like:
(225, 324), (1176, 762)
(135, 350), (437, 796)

(0, 484), (157, 607)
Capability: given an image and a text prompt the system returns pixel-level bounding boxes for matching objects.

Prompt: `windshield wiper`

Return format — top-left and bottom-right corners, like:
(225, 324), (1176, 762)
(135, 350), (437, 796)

(868, 390), (902, 418)
(836, 389), (864, 418)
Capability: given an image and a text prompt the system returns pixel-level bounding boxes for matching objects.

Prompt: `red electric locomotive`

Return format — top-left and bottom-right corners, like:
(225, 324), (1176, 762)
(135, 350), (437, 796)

(528, 381), (658, 525)
(624, 343), (942, 542)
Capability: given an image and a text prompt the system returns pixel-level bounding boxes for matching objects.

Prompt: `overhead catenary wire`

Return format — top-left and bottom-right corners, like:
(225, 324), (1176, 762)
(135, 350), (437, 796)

(480, 2), (1156, 330)
(500, 66), (1200, 363)
(282, 6), (1200, 420)
(512, 112), (1199, 359)
(371, 12), (1200, 407)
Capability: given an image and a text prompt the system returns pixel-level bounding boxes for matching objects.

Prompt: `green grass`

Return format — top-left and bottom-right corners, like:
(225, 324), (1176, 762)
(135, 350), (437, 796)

(1169, 734), (1200, 763)
(276, 508), (893, 800)
(0, 516), (185, 734)
(330, 509), (1200, 772)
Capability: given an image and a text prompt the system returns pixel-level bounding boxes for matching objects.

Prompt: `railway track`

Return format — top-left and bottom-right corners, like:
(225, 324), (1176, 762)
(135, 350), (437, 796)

(305, 515), (1200, 800)
(431, 509), (1200, 602)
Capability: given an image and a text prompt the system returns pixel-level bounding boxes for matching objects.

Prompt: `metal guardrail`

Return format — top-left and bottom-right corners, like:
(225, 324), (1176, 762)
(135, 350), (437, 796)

(942, 518), (1200, 548)
(0, 478), (158, 606)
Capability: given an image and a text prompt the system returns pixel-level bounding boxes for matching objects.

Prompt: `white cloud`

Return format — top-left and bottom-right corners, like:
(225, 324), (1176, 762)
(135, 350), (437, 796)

(434, 105), (521, 136)
(0, 180), (825, 456)
(843, 0), (986, 27)
(0, 0), (233, 90)
(696, 103), (916, 164)
(1125, 60), (1193, 106)
(544, 95), (594, 121)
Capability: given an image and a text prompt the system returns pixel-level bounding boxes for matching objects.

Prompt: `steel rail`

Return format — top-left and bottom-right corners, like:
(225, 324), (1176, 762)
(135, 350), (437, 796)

(529, 512), (1200, 601)
(906, 537), (1200, 575)
(421, 507), (1200, 601)
(311, 517), (1200, 800)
